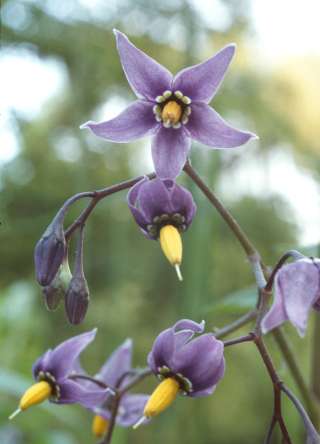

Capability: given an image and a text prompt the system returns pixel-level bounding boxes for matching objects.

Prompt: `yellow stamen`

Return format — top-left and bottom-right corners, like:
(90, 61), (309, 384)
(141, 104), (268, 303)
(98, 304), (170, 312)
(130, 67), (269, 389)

(161, 101), (182, 124)
(92, 415), (109, 438)
(9, 381), (52, 419)
(159, 225), (183, 280)
(144, 377), (180, 418)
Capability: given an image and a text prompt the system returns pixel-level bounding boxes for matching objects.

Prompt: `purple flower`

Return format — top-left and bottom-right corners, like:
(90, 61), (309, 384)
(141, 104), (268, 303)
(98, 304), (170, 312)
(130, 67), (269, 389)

(31, 329), (109, 408)
(88, 339), (148, 436)
(81, 30), (257, 179)
(128, 177), (196, 280)
(262, 258), (320, 337)
(128, 177), (196, 240)
(148, 319), (225, 397)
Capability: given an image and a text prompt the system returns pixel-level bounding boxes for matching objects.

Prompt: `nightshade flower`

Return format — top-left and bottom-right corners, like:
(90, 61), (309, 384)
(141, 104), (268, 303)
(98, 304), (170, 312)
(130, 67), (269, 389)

(82, 30), (257, 179)
(128, 177), (196, 280)
(88, 339), (149, 438)
(134, 319), (225, 427)
(262, 258), (320, 337)
(9, 329), (110, 420)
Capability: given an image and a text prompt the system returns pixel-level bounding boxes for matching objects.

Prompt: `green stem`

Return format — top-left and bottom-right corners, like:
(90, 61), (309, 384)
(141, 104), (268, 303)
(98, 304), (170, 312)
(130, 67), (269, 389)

(272, 328), (319, 427)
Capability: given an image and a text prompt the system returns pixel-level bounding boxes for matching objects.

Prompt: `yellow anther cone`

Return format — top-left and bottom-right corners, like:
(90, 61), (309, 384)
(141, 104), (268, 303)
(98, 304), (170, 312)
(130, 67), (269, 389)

(146, 377), (180, 418)
(159, 225), (183, 281)
(92, 415), (109, 438)
(161, 101), (182, 124)
(9, 381), (52, 420)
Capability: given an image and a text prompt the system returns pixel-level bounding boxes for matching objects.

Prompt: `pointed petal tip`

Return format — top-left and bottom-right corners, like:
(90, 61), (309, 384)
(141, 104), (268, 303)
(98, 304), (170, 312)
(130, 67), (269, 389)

(9, 408), (22, 420)
(79, 121), (92, 130)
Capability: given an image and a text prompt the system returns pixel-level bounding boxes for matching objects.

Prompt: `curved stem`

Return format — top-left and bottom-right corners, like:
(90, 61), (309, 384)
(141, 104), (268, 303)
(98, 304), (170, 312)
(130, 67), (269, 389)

(68, 374), (109, 390)
(223, 333), (254, 347)
(64, 172), (156, 239)
(214, 309), (257, 339)
(183, 161), (259, 259)
(264, 250), (305, 292)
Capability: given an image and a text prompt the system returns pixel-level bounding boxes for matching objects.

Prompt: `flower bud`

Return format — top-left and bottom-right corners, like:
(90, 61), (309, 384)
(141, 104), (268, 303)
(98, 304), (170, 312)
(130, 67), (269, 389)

(34, 214), (66, 286)
(65, 275), (89, 325)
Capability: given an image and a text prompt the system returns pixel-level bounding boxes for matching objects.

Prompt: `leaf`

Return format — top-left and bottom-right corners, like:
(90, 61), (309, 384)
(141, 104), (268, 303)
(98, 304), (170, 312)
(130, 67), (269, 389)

(204, 286), (257, 315)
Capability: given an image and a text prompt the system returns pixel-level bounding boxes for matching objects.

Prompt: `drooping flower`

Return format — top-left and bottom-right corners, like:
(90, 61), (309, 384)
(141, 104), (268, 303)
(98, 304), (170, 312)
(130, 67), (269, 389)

(87, 339), (149, 438)
(81, 30), (257, 179)
(262, 258), (320, 337)
(134, 319), (225, 427)
(128, 177), (196, 280)
(9, 330), (110, 420)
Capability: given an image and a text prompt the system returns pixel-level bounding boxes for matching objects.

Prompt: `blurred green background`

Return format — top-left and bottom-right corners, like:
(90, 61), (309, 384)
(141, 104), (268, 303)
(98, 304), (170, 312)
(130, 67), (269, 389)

(1, 0), (320, 443)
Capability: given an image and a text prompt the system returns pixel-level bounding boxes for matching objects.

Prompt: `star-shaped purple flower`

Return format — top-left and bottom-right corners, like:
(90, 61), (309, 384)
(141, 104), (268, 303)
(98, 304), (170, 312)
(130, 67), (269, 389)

(32, 329), (110, 408)
(82, 30), (257, 179)
(148, 319), (225, 397)
(88, 339), (149, 427)
(128, 177), (196, 239)
(262, 258), (320, 337)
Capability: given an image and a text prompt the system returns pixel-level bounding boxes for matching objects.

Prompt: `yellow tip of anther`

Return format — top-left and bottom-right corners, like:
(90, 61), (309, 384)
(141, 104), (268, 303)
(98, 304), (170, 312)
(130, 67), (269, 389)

(143, 377), (180, 419)
(159, 225), (183, 275)
(19, 381), (52, 412)
(132, 415), (147, 430)
(175, 264), (183, 281)
(9, 408), (22, 420)
(92, 415), (109, 437)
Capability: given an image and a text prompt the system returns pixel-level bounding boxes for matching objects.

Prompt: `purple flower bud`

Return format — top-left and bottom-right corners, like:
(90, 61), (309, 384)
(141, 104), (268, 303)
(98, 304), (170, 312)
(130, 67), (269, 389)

(65, 275), (89, 325)
(128, 177), (196, 239)
(64, 227), (89, 325)
(262, 258), (320, 336)
(34, 214), (66, 286)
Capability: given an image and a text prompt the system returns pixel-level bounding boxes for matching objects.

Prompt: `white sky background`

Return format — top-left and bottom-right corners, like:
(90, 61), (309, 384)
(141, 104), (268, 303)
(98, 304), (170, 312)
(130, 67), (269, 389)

(0, 0), (319, 245)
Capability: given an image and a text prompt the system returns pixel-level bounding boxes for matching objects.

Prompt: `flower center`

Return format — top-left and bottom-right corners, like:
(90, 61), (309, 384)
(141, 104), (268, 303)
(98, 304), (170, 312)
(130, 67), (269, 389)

(161, 101), (182, 125)
(146, 212), (187, 239)
(157, 365), (193, 395)
(153, 90), (192, 129)
(37, 370), (61, 401)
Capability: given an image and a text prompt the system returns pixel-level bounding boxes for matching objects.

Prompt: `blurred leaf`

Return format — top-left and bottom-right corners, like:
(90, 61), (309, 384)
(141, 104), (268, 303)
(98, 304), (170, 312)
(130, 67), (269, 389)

(204, 286), (257, 314)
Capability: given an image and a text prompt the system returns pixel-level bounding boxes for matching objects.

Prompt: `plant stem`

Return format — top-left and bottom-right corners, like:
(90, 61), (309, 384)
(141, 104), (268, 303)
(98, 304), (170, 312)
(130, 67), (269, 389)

(68, 374), (109, 389)
(64, 172), (156, 239)
(183, 161), (259, 258)
(272, 328), (319, 426)
(223, 333), (254, 347)
(214, 310), (257, 339)
(264, 250), (305, 292)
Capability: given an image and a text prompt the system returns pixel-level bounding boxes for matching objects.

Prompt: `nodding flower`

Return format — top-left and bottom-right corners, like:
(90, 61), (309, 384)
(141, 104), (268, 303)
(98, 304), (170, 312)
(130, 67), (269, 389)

(262, 257), (320, 337)
(9, 330), (110, 420)
(84, 339), (148, 438)
(134, 319), (225, 428)
(128, 178), (196, 280)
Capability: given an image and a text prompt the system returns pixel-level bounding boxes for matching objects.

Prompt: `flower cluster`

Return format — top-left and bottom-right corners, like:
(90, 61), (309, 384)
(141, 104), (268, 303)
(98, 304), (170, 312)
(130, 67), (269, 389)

(10, 321), (225, 438)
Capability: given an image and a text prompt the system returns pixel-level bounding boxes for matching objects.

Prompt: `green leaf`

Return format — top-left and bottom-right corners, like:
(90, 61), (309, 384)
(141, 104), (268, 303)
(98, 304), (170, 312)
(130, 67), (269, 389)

(204, 286), (257, 315)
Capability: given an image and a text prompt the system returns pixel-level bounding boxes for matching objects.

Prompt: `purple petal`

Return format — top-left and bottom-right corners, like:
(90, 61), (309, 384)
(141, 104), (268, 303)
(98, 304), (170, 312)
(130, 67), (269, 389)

(151, 127), (190, 179)
(147, 328), (175, 373)
(96, 339), (132, 388)
(117, 394), (149, 427)
(173, 44), (236, 103)
(169, 182), (197, 225)
(114, 30), (172, 100)
(46, 329), (97, 380)
(173, 319), (205, 348)
(281, 260), (320, 336)
(190, 360), (225, 397)
(57, 379), (109, 408)
(32, 349), (53, 379)
(127, 177), (151, 232)
(261, 277), (289, 334)
(185, 103), (256, 148)
(171, 334), (224, 392)
(138, 179), (174, 221)
(81, 101), (158, 143)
